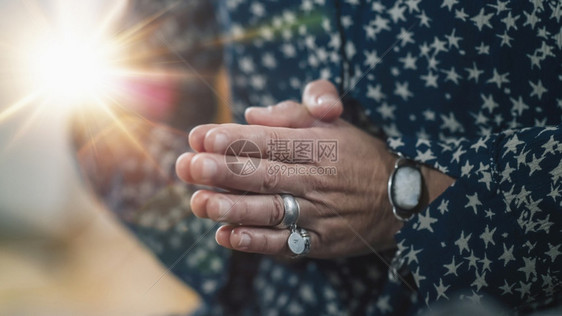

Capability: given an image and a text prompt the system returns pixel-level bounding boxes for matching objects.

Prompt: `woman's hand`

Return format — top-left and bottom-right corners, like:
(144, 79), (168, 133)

(176, 80), (452, 258)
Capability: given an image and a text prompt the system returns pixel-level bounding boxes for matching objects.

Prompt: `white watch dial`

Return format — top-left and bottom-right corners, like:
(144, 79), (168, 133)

(392, 166), (422, 210)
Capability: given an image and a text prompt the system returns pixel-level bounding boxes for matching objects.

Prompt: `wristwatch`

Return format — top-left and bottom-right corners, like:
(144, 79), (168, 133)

(387, 154), (423, 221)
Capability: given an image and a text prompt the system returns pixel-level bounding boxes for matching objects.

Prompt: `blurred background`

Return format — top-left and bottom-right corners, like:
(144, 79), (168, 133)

(0, 0), (226, 314)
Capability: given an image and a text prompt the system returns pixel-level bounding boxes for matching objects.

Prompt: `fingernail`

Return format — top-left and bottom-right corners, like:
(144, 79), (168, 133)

(200, 158), (217, 180)
(238, 232), (251, 249)
(316, 95), (340, 108)
(213, 133), (228, 153)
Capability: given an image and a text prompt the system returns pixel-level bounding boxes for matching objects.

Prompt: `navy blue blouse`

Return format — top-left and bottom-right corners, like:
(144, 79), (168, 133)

(77, 0), (562, 315)
(215, 0), (562, 314)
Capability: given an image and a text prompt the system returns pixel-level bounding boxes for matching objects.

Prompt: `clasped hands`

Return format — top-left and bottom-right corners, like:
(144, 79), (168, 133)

(176, 80), (450, 259)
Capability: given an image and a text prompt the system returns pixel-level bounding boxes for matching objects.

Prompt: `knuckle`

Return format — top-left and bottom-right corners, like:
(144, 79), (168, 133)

(260, 162), (281, 192)
(270, 195), (285, 226)
(236, 202), (252, 224)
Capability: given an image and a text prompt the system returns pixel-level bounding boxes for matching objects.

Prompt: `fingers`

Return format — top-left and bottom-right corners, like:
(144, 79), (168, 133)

(302, 79), (343, 122)
(191, 190), (314, 228)
(176, 151), (316, 195)
(245, 101), (317, 128)
(188, 124), (218, 152)
(244, 80), (343, 128)
(216, 225), (318, 257)
(189, 123), (317, 158)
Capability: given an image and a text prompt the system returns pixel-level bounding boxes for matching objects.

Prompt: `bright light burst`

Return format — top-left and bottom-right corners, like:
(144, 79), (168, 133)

(12, 0), (132, 109)
(24, 35), (117, 104)
(0, 0), (185, 177)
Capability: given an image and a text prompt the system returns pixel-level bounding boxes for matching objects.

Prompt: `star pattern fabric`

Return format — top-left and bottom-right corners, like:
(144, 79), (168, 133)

(76, 0), (562, 315)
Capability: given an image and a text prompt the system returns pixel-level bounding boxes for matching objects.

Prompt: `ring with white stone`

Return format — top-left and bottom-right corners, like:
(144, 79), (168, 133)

(279, 194), (300, 228)
(287, 226), (310, 257)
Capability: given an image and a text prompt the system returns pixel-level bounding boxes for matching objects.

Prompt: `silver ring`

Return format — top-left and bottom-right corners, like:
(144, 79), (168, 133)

(279, 194), (300, 228)
(288, 226), (311, 257)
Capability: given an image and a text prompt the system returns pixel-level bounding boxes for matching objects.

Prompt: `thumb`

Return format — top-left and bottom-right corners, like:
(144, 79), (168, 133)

(302, 79), (343, 122)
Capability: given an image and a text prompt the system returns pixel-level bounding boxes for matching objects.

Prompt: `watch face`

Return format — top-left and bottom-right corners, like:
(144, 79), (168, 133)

(391, 165), (422, 211)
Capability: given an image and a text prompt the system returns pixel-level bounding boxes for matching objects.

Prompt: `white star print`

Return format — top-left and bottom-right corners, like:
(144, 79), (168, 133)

(388, 3), (406, 23)
(541, 135), (558, 156)
(499, 280), (514, 295)
(480, 225), (496, 248)
(455, 231), (472, 254)
(412, 267), (426, 285)
(394, 81), (413, 100)
(501, 11), (520, 31)
(434, 278), (450, 300)
(499, 243), (515, 266)
(376, 103), (396, 120)
(528, 154), (545, 176)
(550, 160), (562, 183)
(545, 243), (561, 262)
(451, 146), (465, 163)
(516, 281), (531, 299)
(470, 136), (488, 152)
(417, 211), (438, 232)
(423, 109), (436, 121)
(486, 68), (510, 88)
(440, 113), (464, 133)
(404, 0), (421, 13)
(441, 0), (458, 12)
(518, 257), (537, 281)
(455, 8), (468, 21)
(496, 31), (513, 47)
(430, 36), (447, 54)
(461, 160), (474, 177)
(405, 245), (422, 264)
(464, 250), (480, 271)
(480, 254), (492, 272)
(397, 28), (415, 47)
(417, 10), (431, 27)
(445, 28), (461, 49)
(530, 80), (548, 100)
(487, 0), (509, 14)
(547, 184), (560, 202)
(366, 84), (386, 102)
(471, 8), (493, 31)
(465, 62), (484, 83)
(437, 199), (449, 214)
(480, 94), (499, 113)
(465, 193), (481, 214)
(476, 42), (490, 55)
(375, 295), (391, 313)
(399, 52), (417, 70)
(388, 137), (405, 150)
(420, 71), (439, 88)
(502, 134), (524, 157)
(523, 10), (539, 29)
(415, 148), (436, 162)
(471, 270), (488, 291)
(510, 96), (529, 116)
(443, 256), (462, 276)
(442, 66), (461, 84)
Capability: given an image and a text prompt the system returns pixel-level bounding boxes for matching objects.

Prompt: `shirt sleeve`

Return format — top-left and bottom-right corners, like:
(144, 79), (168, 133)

(387, 124), (562, 311)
